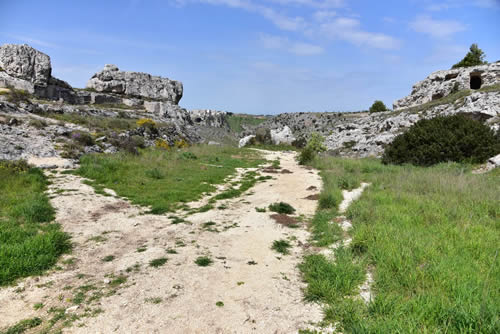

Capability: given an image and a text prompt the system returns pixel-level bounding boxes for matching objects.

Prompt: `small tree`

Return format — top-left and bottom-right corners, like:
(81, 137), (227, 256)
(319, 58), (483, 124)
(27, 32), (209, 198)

(451, 44), (487, 69)
(369, 100), (388, 113)
(298, 132), (326, 165)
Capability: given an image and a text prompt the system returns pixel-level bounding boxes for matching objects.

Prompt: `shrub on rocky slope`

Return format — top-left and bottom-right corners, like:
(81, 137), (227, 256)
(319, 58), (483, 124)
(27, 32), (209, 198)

(382, 114), (500, 166)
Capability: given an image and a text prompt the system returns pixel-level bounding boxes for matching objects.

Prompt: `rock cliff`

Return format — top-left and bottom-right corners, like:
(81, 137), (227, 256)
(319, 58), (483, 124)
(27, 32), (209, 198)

(86, 64), (183, 103)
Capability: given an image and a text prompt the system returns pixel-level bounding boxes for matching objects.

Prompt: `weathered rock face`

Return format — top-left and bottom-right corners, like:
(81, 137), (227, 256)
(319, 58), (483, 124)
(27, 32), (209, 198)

(87, 65), (183, 103)
(0, 44), (51, 86)
(189, 109), (228, 128)
(270, 126), (295, 145)
(393, 62), (500, 110)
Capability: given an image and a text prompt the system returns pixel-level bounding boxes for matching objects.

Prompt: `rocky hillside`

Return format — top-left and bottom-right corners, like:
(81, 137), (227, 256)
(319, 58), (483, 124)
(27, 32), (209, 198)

(255, 62), (500, 157)
(0, 44), (232, 161)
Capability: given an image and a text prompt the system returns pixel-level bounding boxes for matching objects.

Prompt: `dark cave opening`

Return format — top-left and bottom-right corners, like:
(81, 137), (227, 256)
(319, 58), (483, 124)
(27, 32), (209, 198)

(470, 75), (482, 90)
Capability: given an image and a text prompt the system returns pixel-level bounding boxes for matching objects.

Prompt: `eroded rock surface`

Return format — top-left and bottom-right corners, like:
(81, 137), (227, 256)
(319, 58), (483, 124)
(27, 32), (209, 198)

(87, 64), (183, 103)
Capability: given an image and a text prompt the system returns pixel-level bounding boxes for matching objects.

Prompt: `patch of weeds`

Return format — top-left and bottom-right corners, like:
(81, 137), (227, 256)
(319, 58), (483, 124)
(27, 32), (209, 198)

(195, 256), (213, 267)
(108, 275), (127, 287)
(271, 159), (281, 169)
(149, 257), (168, 268)
(101, 255), (115, 262)
(216, 301), (224, 307)
(28, 118), (48, 129)
(269, 202), (296, 214)
(33, 303), (44, 310)
(247, 260), (258, 265)
(1, 317), (42, 334)
(175, 240), (186, 247)
(166, 248), (178, 254)
(255, 207), (266, 212)
(168, 215), (186, 224)
(125, 263), (141, 273)
(271, 239), (292, 255)
(145, 297), (163, 304)
(136, 246), (147, 253)
(237, 281), (245, 286)
(87, 235), (107, 243)
(61, 257), (76, 265)
(217, 204), (228, 210)
(73, 291), (86, 305)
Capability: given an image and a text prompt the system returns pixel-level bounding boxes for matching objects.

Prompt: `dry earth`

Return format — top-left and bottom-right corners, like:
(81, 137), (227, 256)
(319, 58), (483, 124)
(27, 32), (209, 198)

(0, 151), (331, 333)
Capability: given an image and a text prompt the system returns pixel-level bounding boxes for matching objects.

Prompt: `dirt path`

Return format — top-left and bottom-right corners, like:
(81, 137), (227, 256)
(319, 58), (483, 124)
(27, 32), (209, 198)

(0, 151), (327, 333)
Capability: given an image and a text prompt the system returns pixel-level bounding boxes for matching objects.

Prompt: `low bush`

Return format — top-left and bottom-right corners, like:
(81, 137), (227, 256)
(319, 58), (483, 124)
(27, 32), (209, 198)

(298, 132), (326, 165)
(71, 131), (94, 146)
(28, 118), (48, 129)
(382, 114), (500, 166)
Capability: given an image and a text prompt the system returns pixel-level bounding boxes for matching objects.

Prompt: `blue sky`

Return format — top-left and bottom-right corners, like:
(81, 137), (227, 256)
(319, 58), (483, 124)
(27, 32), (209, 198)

(1, 0), (499, 114)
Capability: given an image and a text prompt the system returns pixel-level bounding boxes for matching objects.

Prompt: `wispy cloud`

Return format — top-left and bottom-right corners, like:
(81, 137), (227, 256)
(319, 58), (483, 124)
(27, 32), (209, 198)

(5, 34), (59, 48)
(259, 33), (324, 55)
(320, 17), (401, 49)
(410, 15), (466, 38)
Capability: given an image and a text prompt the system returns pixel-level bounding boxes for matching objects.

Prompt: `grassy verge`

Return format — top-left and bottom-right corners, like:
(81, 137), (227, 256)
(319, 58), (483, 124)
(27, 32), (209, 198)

(301, 156), (500, 333)
(76, 145), (265, 213)
(0, 161), (70, 286)
(226, 114), (267, 132)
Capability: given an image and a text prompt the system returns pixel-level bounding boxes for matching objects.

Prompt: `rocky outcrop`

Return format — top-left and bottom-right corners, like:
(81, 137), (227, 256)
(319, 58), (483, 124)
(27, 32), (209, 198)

(393, 62), (500, 110)
(270, 126), (295, 145)
(0, 44), (51, 86)
(239, 135), (255, 148)
(86, 64), (183, 103)
(189, 109), (228, 128)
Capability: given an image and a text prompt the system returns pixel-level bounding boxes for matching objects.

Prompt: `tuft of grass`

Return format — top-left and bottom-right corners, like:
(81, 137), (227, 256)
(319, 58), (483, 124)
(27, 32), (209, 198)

(268, 202), (296, 214)
(255, 207), (266, 212)
(215, 301), (224, 307)
(195, 256), (213, 267)
(101, 255), (115, 262)
(145, 297), (163, 304)
(0, 161), (70, 286)
(271, 239), (292, 255)
(33, 303), (44, 310)
(76, 146), (265, 214)
(1, 317), (42, 334)
(166, 248), (178, 254)
(109, 275), (127, 287)
(149, 257), (168, 268)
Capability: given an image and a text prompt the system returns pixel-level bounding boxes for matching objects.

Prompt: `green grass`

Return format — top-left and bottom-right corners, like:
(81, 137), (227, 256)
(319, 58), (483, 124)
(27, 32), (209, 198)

(268, 202), (296, 214)
(0, 161), (70, 286)
(301, 156), (500, 333)
(76, 146), (265, 214)
(0, 317), (42, 334)
(271, 239), (292, 255)
(211, 171), (269, 202)
(226, 114), (267, 133)
(149, 257), (168, 268)
(194, 256), (213, 267)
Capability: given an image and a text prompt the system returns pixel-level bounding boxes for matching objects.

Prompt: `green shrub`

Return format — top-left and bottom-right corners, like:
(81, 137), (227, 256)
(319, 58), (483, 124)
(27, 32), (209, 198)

(382, 114), (500, 166)
(255, 127), (272, 145)
(299, 132), (326, 165)
(194, 256), (213, 267)
(269, 202), (296, 214)
(452, 43), (487, 69)
(369, 100), (388, 113)
(4, 87), (31, 105)
(71, 131), (94, 146)
(28, 118), (48, 129)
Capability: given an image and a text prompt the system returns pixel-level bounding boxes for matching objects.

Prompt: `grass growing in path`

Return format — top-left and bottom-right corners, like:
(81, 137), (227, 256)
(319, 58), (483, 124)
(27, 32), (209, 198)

(0, 161), (70, 286)
(268, 202), (295, 214)
(195, 256), (213, 267)
(271, 239), (292, 255)
(301, 156), (500, 333)
(76, 146), (265, 214)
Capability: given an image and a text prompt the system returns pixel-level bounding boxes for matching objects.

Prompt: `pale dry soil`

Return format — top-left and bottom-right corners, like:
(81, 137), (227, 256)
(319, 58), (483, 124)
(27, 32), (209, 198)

(0, 151), (329, 333)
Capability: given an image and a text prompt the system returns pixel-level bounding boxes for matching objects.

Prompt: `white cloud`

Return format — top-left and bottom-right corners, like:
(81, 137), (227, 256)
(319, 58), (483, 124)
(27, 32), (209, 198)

(313, 10), (337, 21)
(259, 33), (324, 55)
(320, 17), (401, 49)
(269, 0), (345, 8)
(410, 15), (466, 38)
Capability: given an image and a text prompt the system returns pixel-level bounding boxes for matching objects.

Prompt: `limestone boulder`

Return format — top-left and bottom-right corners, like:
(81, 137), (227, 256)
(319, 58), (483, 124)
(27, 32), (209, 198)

(87, 64), (183, 103)
(0, 44), (51, 86)
(271, 126), (295, 145)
